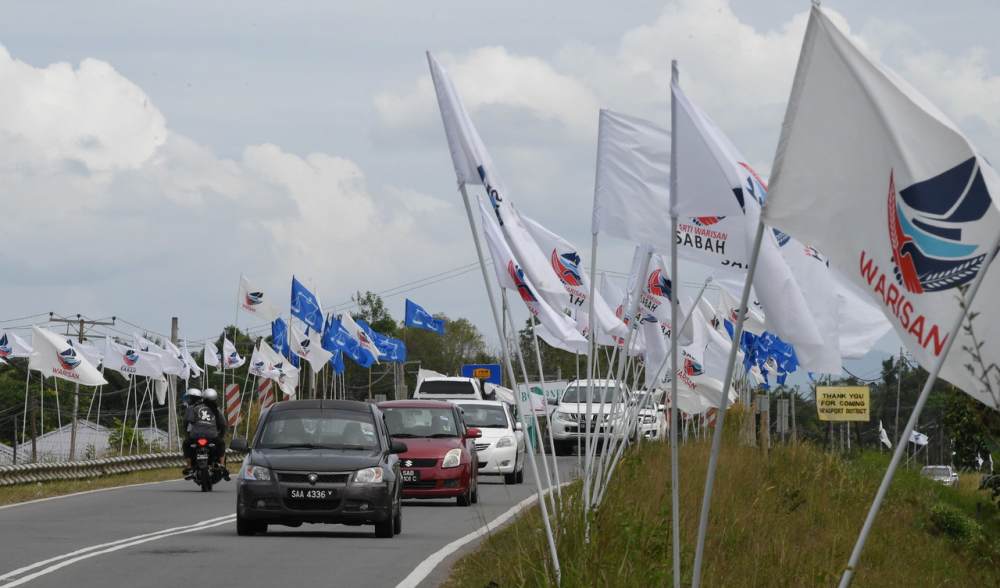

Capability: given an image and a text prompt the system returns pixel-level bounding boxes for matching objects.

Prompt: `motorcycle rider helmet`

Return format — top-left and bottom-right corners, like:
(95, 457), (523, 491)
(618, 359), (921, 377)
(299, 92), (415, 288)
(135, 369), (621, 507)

(186, 388), (203, 402)
(203, 388), (219, 404)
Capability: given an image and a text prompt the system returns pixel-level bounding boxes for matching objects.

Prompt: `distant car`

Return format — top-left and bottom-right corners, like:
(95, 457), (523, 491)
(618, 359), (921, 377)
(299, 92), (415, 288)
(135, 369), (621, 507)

(452, 399), (525, 484)
(549, 379), (630, 456)
(412, 376), (484, 401)
(631, 390), (667, 442)
(921, 465), (960, 487)
(232, 399), (408, 538)
(379, 400), (481, 505)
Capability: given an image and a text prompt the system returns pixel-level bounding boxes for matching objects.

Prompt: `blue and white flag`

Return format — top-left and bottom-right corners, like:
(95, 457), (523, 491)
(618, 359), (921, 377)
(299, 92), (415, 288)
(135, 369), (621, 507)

(404, 299), (445, 334)
(329, 349), (345, 375)
(322, 315), (377, 369)
(271, 318), (298, 368)
(290, 276), (324, 333)
(357, 319), (407, 363)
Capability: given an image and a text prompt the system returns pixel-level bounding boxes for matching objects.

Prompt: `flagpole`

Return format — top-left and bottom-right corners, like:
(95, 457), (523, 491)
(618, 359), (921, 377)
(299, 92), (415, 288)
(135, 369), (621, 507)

(691, 216), (767, 587)
(668, 60), (682, 588)
(529, 314), (562, 500)
(584, 161), (602, 529)
(839, 233), (1000, 587)
(458, 182), (560, 582)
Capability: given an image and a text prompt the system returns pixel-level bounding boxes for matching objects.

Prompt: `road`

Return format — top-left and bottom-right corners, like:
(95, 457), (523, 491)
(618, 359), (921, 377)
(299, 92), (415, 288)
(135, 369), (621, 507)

(0, 457), (578, 588)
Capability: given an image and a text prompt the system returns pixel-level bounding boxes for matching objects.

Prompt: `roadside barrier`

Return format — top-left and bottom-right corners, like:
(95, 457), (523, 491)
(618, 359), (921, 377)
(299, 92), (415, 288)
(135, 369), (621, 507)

(0, 451), (246, 486)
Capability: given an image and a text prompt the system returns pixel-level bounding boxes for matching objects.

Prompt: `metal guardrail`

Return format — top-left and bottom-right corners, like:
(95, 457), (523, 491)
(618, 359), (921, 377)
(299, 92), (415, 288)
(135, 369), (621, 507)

(0, 451), (246, 486)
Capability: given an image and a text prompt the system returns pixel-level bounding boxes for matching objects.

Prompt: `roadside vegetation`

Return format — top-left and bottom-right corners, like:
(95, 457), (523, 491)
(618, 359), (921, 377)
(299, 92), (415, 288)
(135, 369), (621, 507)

(446, 422), (1000, 586)
(0, 467), (181, 506)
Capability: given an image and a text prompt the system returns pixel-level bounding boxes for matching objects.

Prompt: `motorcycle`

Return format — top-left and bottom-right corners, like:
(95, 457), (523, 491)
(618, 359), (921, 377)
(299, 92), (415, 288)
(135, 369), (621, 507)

(189, 437), (226, 492)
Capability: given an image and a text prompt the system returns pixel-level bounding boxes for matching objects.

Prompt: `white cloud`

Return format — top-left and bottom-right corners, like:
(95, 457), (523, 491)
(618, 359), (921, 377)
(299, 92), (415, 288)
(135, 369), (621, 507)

(374, 46), (600, 137)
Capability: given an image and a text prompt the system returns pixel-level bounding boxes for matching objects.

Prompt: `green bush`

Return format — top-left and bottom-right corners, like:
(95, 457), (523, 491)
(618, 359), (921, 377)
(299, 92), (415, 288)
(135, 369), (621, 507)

(929, 503), (984, 545)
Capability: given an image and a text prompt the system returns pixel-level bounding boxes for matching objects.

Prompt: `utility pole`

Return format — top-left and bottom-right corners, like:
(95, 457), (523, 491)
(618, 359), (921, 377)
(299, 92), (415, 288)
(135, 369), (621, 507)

(168, 317), (179, 451)
(790, 390), (797, 443)
(49, 313), (115, 460)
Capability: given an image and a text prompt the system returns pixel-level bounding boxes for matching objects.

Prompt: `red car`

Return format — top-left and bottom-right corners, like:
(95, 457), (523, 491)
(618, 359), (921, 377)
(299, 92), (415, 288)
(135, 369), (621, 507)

(378, 400), (480, 506)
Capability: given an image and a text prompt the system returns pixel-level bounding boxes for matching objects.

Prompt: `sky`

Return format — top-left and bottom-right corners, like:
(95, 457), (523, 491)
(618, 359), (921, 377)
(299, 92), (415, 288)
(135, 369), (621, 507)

(1, 0), (999, 384)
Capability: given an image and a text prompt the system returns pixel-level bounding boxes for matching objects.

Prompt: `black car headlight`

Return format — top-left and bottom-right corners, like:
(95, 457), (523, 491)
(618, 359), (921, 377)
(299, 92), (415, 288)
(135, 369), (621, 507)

(353, 467), (384, 484)
(241, 464), (271, 481)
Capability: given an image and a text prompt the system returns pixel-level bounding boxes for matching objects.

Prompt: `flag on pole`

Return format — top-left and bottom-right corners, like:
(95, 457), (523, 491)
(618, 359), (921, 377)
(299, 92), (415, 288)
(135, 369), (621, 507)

(762, 6), (1000, 407)
(290, 276), (324, 333)
(257, 341), (298, 398)
(179, 341), (204, 380)
(29, 326), (107, 386)
(258, 379), (276, 409)
(289, 321), (334, 371)
(135, 333), (185, 377)
(339, 312), (384, 363)
(878, 421), (893, 449)
(404, 299), (445, 334)
(0, 330), (33, 359)
(271, 318), (299, 367)
(426, 52), (570, 312)
(239, 274), (281, 322)
(103, 339), (166, 380)
(522, 214), (627, 338)
(222, 338), (245, 369)
(321, 315), (376, 369)
(249, 344), (279, 379)
(356, 319), (407, 363)
(479, 196), (586, 346)
(224, 383), (241, 428)
(71, 340), (103, 367)
(909, 430), (929, 446)
(203, 341), (221, 368)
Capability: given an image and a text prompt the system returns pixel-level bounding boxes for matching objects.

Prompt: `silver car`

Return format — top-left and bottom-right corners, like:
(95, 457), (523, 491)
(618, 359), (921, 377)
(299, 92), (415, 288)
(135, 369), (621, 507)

(920, 465), (960, 487)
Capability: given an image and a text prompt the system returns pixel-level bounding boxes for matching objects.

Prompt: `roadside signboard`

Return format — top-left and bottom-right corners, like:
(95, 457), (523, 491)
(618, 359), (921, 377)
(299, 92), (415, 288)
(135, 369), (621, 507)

(816, 386), (870, 422)
(461, 363), (501, 385)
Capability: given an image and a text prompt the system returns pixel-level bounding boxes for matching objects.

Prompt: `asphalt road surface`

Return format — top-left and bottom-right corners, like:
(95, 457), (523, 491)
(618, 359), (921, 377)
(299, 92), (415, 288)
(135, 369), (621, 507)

(0, 456), (578, 588)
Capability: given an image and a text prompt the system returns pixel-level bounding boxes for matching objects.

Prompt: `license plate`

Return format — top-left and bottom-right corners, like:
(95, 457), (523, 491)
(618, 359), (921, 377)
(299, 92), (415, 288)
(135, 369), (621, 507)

(401, 469), (419, 482)
(287, 488), (335, 500)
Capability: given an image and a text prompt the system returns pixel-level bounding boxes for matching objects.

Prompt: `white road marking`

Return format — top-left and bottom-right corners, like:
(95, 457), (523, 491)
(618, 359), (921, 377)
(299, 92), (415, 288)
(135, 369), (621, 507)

(0, 514), (235, 586)
(395, 482), (569, 588)
(0, 478), (185, 512)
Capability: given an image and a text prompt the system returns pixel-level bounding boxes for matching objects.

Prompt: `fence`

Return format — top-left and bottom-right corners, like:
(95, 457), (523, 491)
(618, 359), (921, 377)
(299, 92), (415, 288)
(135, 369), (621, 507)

(0, 450), (245, 486)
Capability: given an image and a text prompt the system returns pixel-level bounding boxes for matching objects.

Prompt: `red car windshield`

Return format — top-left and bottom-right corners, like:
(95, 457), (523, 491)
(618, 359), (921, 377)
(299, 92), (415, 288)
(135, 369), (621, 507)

(383, 407), (460, 438)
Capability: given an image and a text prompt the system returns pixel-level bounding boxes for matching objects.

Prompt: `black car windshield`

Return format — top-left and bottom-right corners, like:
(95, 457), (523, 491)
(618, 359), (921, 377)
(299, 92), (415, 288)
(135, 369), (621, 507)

(257, 409), (379, 450)
(383, 407), (460, 438)
(561, 385), (622, 404)
(417, 380), (476, 396)
(458, 404), (510, 429)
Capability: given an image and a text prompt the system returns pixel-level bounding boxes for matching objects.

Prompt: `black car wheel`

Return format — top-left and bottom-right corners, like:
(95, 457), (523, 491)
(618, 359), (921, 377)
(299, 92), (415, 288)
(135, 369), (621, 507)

(471, 479), (479, 504)
(236, 514), (265, 536)
(374, 516), (394, 538)
(515, 466), (524, 484)
(457, 485), (472, 506)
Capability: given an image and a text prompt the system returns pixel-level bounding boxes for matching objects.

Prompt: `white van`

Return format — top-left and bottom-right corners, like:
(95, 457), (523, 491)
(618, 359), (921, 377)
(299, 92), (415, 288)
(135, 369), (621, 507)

(412, 376), (484, 401)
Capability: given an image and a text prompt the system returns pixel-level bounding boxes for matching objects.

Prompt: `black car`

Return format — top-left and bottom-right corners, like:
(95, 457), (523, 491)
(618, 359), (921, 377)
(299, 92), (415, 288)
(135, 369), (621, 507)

(231, 399), (408, 538)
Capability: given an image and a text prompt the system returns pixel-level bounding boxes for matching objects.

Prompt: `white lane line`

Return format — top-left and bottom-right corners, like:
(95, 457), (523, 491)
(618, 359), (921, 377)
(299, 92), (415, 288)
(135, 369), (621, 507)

(0, 478), (185, 512)
(0, 514), (235, 586)
(395, 482), (569, 588)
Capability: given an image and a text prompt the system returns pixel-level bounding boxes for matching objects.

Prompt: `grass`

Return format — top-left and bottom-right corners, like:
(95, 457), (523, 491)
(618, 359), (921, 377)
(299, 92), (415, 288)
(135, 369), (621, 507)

(0, 467), (183, 506)
(445, 414), (1000, 587)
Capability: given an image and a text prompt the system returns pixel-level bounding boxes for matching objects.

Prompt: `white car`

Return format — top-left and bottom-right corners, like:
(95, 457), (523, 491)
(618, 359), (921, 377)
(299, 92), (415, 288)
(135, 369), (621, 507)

(413, 376), (484, 401)
(549, 379), (630, 456)
(452, 400), (525, 484)
(631, 390), (667, 441)
(921, 465), (960, 487)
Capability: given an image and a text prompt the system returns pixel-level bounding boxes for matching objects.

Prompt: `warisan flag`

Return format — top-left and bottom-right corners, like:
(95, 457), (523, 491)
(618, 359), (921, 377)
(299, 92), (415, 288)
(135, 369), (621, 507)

(0, 329), (33, 359)
(289, 320), (333, 371)
(203, 341), (221, 368)
(104, 339), (165, 380)
(30, 326), (107, 386)
(222, 337), (245, 369)
(239, 275), (281, 323)
(763, 6), (1000, 408)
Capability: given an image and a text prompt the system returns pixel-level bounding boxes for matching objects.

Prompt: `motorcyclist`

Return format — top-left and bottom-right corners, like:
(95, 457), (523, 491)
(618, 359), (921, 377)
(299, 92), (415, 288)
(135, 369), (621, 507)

(183, 388), (229, 480)
(181, 388), (203, 476)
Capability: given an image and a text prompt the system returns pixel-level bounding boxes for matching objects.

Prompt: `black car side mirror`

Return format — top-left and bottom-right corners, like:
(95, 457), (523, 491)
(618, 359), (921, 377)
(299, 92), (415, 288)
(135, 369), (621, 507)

(230, 437), (249, 452)
(389, 440), (408, 454)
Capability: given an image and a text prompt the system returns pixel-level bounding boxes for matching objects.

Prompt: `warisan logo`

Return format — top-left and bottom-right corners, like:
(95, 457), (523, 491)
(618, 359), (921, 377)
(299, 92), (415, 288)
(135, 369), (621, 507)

(647, 269), (672, 300)
(507, 261), (537, 303)
(58, 347), (81, 370)
(245, 291), (264, 307)
(123, 349), (140, 367)
(551, 249), (583, 287)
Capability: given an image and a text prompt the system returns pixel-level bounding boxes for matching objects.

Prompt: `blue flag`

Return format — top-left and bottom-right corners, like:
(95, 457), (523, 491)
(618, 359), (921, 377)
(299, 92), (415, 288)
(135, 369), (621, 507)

(290, 276), (324, 332)
(322, 315), (376, 369)
(404, 299), (445, 334)
(329, 349), (345, 374)
(271, 318), (299, 368)
(357, 319), (407, 363)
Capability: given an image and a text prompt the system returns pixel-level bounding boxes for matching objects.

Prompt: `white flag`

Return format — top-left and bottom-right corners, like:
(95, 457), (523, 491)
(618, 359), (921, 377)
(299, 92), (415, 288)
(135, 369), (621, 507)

(598, 274), (644, 355)
(135, 333), (185, 377)
(909, 430), (929, 446)
(533, 324), (588, 355)
(249, 344), (280, 379)
(73, 340), (103, 367)
(762, 6), (1000, 408)
(203, 341), (220, 368)
(180, 341), (204, 380)
(222, 338), (245, 369)
(878, 420), (893, 449)
(29, 326), (107, 386)
(258, 341), (298, 398)
(522, 214), (627, 338)
(340, 312), (383, 363)
(479, 197), (586, 346)
(239, 275), (281, 323)
(289, 321), (333, 372)
(0, 329), (33, 359)
(103, 339), (165, 380)
(427, 52), (570, 313)
(625, 248), (693, 345)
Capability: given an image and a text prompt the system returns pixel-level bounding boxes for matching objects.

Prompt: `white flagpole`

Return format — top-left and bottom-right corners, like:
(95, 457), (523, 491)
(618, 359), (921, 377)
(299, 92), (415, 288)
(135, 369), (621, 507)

(530, 314), (563, 500)
(584, 128), (603, 522)
(839, 233), (1000, 587)
(119, 376), (134, 455)
(21, 369), (30, 446)
(668, 60), (682, 588)
(459, 184), (561, 582)
(503, 298), (558, 519)
(691, 217), (766, 587)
